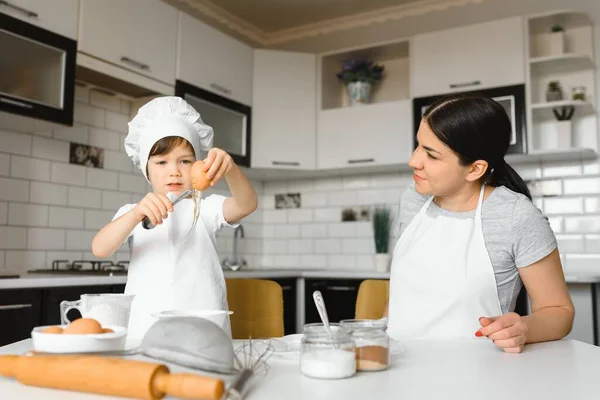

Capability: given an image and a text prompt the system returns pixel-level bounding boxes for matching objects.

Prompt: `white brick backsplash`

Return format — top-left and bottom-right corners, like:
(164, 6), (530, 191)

(32, 137), (69, 162)
(0, 130), (31, 155)
(555, 234), (585, 253)
(53, 124), (89, 144)
(314, 177), (343, 191)
(74, 102), (105, 127)
(66, 230), (95, 250)
(585, 235), (600, 252)
(0, 251), (4, 268)
(90, 90), (121, 112)
(5, 251), (46, 270)
(541, 161), (582, 178)
(119, 173), (148, 194)
(355, 222), (372, 237)
(242, 209), (262, 224)
(82, 251), (113, 261)
(263, 210), (286, 224)
(68, 187), (102, 209)
(0, 154), (9, 176)
(27, 228), (65, 250)
(543, 197), (583, 215)
(343, 175), (371, 189)
(49, 207), (84, 228)
(314, 208), (340, 222)
(356, 255), (375, 270)
(328, 191), (358, 206)
(102, 191), (132, 211)
(584, 197), (600, 213)
(120, 100), (131, 115)
(274, 255), (299, 267)
(528, 180), (562, 197)
(263, 239), (288, 255)
(255, 255), (274, 267)
(301, 193), (327, 208)
(46, 251), (83, 266)
(119, 134), (127, 153)
(274, 224), (300, 238)
(242, 223), (262, 239)
(302, 223), (327, 238)
(564, 254), (600, 274)
(288, 239), (313, 254)
(583, 160), (600, 175)
(85, 210), (114, 230)
(314, 239), (341, 254)
(328, 223), (356, 237)
(10, 156), (50, 181)
(563, 178), (600, 195)
(288, 209), (313, 223)
(259, 195), (275, 210)
(548, 217), (563, 233)
(238, 238), (261, 255)
(0, 178), (29, 201)
(342, 238), (373, 254)
(90, 128), (121, 151)
(328, 255), (357, 269)
(0, 202), (6, 225)
(564, 216), (600, 233)
(86, 168), (118, 190)
(371, 173), (413, 188)
(51, 163), (86, 186)
(357, 189), (388, 205)
(300, 254), (327, 268)
(31, 182), (67, 205)
(262, 225), (275, 238)
(288, 179), (315, 192)
(75, 85), (89, 103)
(104, 111), (129, 133)
(263, 181), (287, 195)
(103, 150), (133, 173)
(8, 203), (48, 227)
(515, 164), (541, 180)
(0, 226), (27, 249)
(533, 197), (543, 210)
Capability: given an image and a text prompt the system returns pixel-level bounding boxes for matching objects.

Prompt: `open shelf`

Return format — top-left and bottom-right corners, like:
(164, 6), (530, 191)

(320, 40), (409, 110)
(508, 148), (597, 164)
(528, 10), (593, 35)
(530, 53), (594, 73)
(531, 100), (592, 110)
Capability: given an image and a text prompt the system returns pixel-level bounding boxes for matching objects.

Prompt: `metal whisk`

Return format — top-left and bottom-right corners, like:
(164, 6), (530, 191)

(222, 339), (274, 400)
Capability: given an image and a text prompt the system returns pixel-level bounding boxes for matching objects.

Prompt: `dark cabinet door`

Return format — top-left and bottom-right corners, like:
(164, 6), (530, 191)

(271, 278), (297, 335)
(305, 279), (363, 325)
(112, 284), (126, 294)
(42, 285), (115, 325)
(0, 289), (44, 346)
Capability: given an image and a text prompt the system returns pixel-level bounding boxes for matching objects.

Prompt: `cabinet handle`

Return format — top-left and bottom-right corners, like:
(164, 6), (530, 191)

(326, 286), (357, 292)
(209, 83), (232, 96)
(272, 161), (300, 167)
(281, 285), (292, 290)
(348, 158), (375, 164)
(0, 1), (38, 18)
(0, 304), (33, 310)
(0, 97), (34, 109)
(449, 80), (481, 89)
(120, 57), (150, 71)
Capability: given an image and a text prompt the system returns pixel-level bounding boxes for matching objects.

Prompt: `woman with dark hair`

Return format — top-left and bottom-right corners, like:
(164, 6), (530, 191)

(385, 94), (574, 353)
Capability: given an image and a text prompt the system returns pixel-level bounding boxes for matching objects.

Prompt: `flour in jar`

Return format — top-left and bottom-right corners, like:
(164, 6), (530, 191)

(83, 303), (130, 327)
(300, 349), (356, 379)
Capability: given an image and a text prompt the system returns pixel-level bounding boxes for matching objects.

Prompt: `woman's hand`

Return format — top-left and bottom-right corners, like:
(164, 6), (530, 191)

(202, 148), (235, 186)
(475, 313), (529, 353)
(133, 192), (173, 226)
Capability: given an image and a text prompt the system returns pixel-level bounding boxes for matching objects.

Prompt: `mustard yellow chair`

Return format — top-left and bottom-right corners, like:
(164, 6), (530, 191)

(225, 278), (284, 339)
(355, 279), (390, 320)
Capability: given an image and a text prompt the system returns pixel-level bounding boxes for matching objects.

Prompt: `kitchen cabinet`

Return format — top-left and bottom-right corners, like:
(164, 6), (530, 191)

(304, 279), (363, 324)
(42, 285), (117, 325)
(411, 16), (525, 98)
(0, 0), (79, 39)
(78, 0), (178, 85)
(0, 288), (43, 346)
(252, 49), (317, 170)
(271, 278), (297, 335)
(566, 283), (598, 346)
(177, 12), (253, 106)
(317, 100), (412, 169)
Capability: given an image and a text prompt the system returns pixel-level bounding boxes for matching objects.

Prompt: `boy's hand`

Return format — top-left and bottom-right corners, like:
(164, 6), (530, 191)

(202, 148), (235, 186)
(133, 193), (173, 226)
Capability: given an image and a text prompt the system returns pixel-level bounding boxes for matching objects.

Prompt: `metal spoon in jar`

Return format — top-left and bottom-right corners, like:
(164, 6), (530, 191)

(142, 190), (192, 229)
(312, 290), (334, 338)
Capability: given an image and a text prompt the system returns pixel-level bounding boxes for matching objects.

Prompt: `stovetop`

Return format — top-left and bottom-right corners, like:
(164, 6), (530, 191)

(29, 260), (129, 276)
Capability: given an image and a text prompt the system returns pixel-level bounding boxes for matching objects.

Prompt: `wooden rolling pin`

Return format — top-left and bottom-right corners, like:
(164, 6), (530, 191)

(0, 355), (224, 399)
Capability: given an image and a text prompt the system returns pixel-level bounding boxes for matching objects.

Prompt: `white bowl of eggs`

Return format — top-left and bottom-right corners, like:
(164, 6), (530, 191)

(31, 318), (127, 353)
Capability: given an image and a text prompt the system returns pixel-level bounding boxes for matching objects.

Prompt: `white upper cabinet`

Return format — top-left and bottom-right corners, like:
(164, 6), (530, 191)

(0, 0), (79, 39)
(411, 16), (525, 97)
(318, 100), (413, 169)
(252, 49), (316, 169)
(177, 12), (253, 106)
(78, 0), (178, 85)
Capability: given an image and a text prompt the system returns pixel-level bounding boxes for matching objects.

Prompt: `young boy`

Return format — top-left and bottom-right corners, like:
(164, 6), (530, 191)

(92, 96), (257, 340)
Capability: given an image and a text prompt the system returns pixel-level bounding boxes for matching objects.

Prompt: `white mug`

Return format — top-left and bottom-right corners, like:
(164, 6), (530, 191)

(60, 293), (135, 328)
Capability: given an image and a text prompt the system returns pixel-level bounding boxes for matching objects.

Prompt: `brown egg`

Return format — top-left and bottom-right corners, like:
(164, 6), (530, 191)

(42, 326), (63, 334)
(102, 328), (114, 333)
(62, 318), (103, 335)
(190, 160), (211, 191)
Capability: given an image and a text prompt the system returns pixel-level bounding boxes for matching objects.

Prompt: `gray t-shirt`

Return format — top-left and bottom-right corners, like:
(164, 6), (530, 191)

(397, 184), (557, 314)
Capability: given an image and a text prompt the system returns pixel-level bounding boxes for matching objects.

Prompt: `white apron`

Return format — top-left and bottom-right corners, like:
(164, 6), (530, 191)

(125, 195), (230, 341)
(387, 184), (502, 339)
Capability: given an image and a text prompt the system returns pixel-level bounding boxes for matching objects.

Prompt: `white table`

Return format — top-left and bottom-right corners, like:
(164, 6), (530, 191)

(1, 338), (600, 399)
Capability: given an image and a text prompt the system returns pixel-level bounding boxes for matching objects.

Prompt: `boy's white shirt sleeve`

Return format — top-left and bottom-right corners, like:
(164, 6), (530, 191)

(112, 204), (137, 243)
(201, 194), (240, 236)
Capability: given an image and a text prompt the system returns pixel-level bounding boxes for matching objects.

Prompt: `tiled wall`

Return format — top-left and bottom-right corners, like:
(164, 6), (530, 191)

(0, 85), (260, 273)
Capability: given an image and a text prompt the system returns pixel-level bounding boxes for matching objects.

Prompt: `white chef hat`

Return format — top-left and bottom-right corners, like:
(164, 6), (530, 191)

(125, 96), (213, 180)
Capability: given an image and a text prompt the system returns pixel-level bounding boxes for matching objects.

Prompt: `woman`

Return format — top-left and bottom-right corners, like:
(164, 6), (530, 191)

(385, 94), (574, 353)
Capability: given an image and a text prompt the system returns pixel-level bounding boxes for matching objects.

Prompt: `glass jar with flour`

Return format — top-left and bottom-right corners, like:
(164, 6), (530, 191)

(60, 293), (134, 328)
(300, 323), (356, 379)
(340, 319), (390, 371)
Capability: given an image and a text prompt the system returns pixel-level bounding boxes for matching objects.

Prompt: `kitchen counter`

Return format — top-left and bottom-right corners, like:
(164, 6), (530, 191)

(1, 338), (600, 399)
(1, 269), (598, 289)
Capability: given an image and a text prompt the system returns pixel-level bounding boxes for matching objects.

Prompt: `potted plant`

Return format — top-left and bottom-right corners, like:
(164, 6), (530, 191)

(549, 25), (565, 55)
(546, 81), (563, 102)
(372, 206), (392, 272)
(336, 59), (384, 106)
